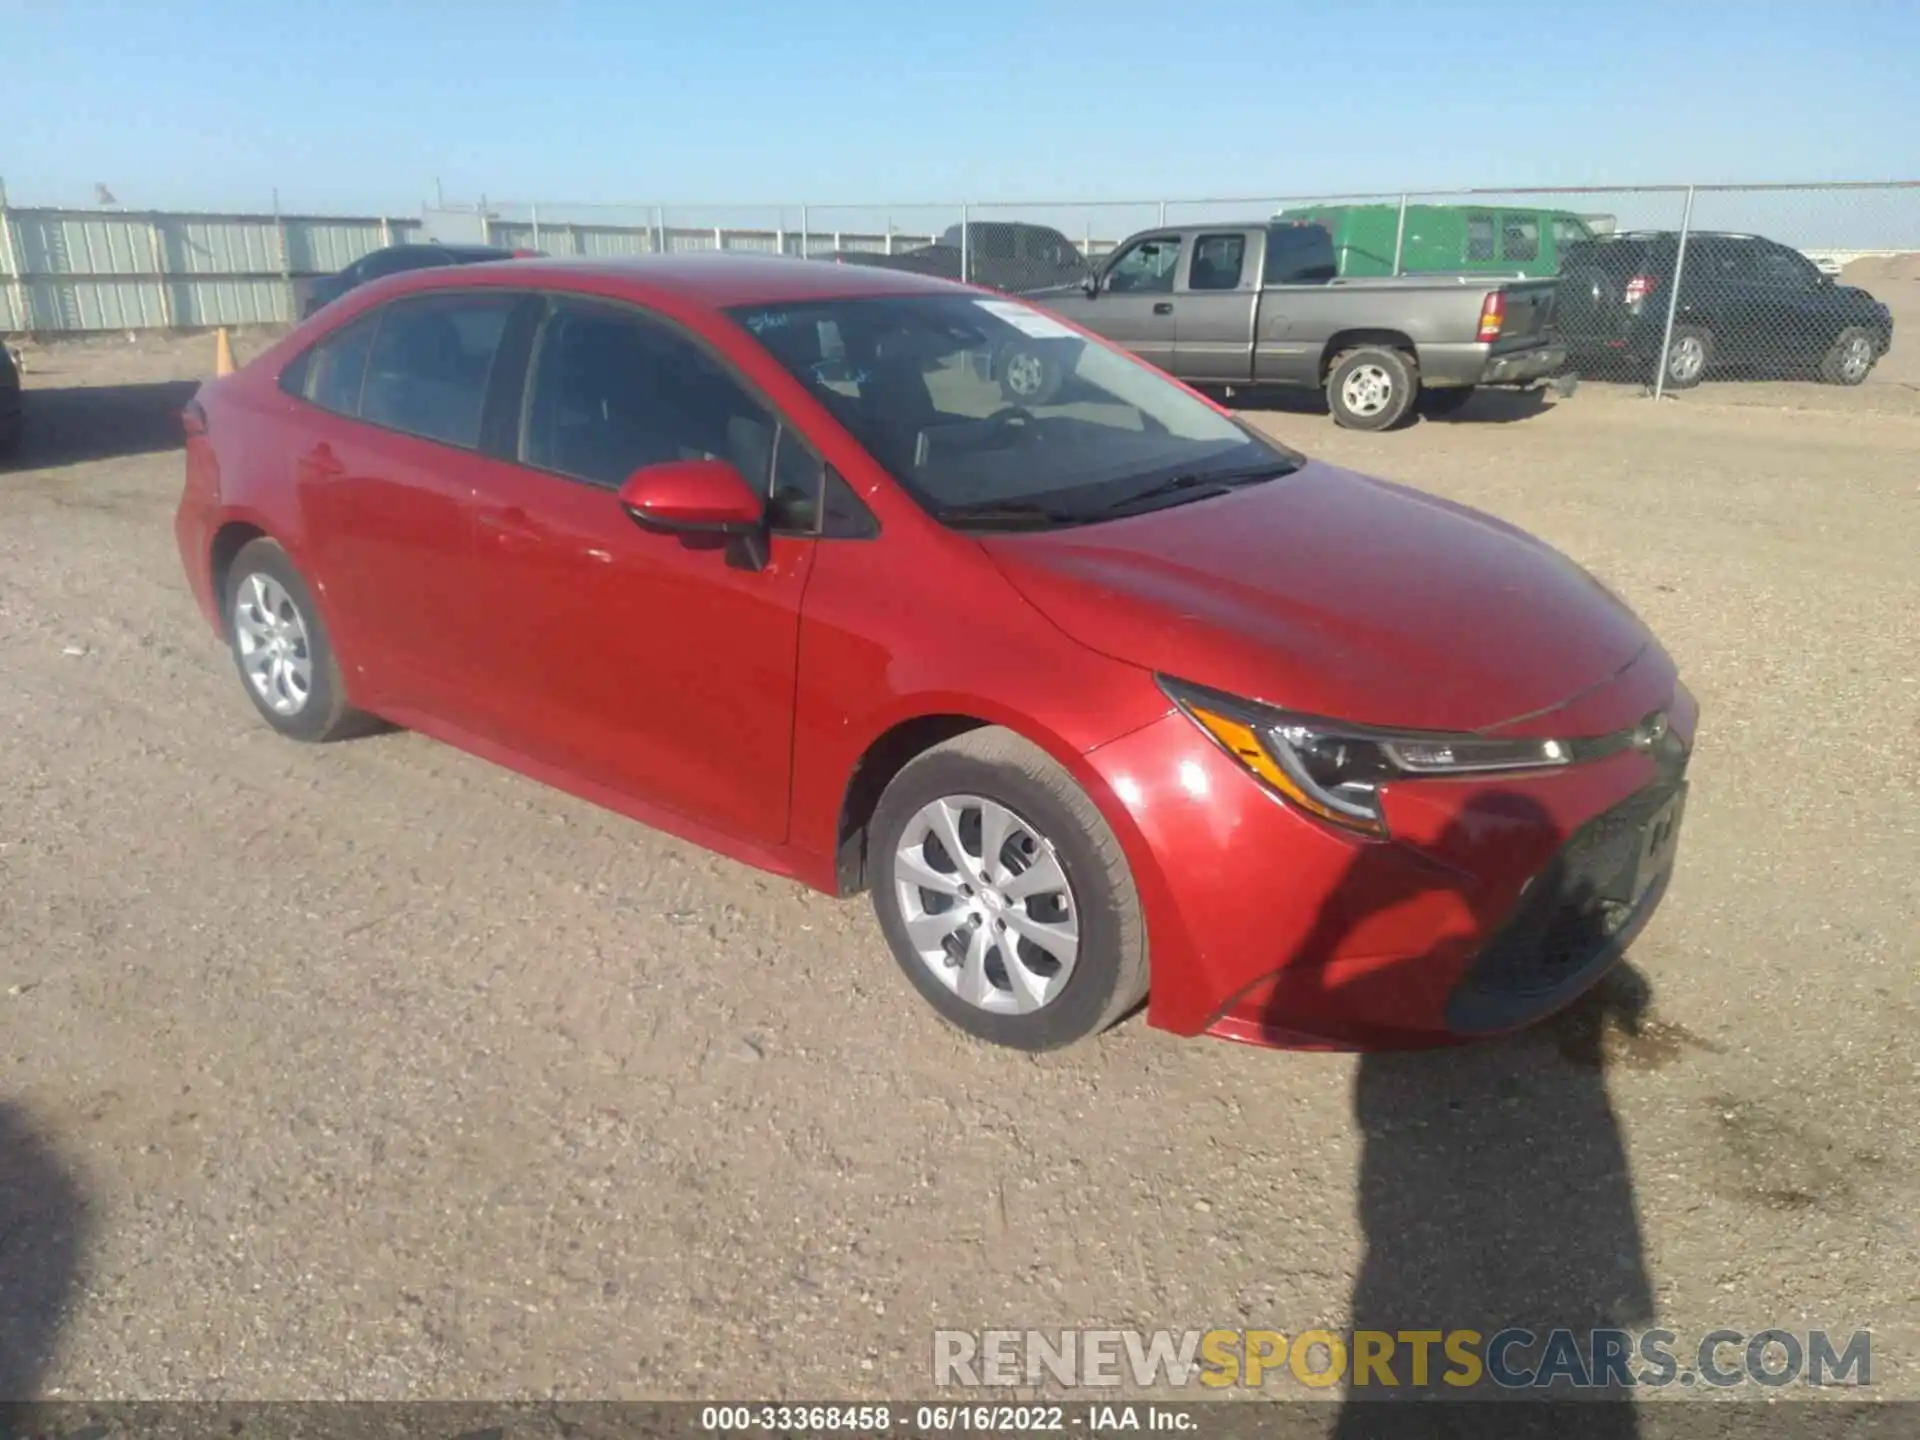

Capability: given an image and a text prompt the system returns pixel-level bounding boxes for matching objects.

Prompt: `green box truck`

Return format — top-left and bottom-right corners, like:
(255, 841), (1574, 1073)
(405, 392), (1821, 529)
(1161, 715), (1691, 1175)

(1271, 203), (1609, 279)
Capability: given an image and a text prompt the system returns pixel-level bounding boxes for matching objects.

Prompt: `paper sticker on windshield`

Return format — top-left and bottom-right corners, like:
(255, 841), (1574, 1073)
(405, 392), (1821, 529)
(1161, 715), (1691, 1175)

(975, 299), (1077, 340)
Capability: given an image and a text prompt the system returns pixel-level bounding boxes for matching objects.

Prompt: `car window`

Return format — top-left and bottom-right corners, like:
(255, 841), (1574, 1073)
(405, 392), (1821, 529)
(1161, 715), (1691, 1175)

(1552, 217), (1591, 246)
(1501, 214), (1541, 262)
(1756, 246), (1817, 287)
(523, 301), (782, 492)
(1189, 234), (1247, 291)
(1466, 214), (1496, 262)
(733, 292), (1300, 526)
(1104, 236), (1182, 294)
(972, 227), (1017, 261)
(301, 311), (381, 417)
(357, 248), (439, 282)
(1264, 224), (1337, 285)
(1698, 240), (1758, 281)
(357, 293), (514, 448)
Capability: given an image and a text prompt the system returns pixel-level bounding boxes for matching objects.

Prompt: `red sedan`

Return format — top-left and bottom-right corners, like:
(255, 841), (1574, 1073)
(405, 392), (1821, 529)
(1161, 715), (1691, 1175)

(174, 254), (1694, 1052)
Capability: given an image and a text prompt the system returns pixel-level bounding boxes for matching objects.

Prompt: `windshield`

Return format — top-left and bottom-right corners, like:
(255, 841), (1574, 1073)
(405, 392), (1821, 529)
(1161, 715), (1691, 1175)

(729, 293), (1302, 528)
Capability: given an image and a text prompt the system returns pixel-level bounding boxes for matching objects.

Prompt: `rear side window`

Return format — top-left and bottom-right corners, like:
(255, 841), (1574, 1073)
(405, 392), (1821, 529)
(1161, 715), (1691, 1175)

(1264, 225), (1336, 285)
(1501, 215), (1540, 262)
(358, 294), (515, 448)
(299, 312), (380, 417)
(1189, 234), (1247, 291)
(1466, 214), (1496, 262)
(1552, 218), (1591, 246)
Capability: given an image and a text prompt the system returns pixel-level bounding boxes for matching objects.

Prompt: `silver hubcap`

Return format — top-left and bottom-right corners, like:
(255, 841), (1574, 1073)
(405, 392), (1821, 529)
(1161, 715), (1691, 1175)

(1668, 336), (1705, 382)
(1005, 352), (1046, 397)
(893, 795), (1079, 1015)
(1840, 336), (1871, 381)
(1340, 363), (1394, 416)
(232, 572), (314, 717)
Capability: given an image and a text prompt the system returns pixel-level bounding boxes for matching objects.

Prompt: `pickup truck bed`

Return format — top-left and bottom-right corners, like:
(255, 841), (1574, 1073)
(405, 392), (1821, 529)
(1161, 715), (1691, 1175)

(1020, 221), (1570, 429)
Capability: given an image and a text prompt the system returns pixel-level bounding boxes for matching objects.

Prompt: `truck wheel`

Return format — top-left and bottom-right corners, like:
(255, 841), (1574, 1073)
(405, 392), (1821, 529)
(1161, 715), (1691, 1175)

(1658, 326), (1711, 390)
(998, 344), (1065, 406)
(1818, 327), (1876, 386)
(1416, 386), (1476, 419)
(1327, 347), (1417, 431)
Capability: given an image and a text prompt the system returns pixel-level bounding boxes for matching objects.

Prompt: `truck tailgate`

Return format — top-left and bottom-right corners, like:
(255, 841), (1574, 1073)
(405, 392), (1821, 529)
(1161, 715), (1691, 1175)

(1495, 280), (1558, 345)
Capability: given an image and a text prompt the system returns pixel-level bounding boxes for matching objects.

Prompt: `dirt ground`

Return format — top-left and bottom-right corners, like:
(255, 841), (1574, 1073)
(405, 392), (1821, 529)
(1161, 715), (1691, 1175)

(1, 334), (1916, 1405)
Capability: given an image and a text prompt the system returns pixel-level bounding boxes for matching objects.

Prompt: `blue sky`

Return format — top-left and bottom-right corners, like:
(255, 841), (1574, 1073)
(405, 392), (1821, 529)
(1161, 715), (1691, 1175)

(5, 0), (1916, 215)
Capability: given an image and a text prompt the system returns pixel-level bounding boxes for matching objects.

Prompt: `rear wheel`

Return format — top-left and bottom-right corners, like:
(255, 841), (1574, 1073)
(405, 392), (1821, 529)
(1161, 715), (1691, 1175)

(869, 728), (1147, 1051)
(998, 343), (1065, 406)
(223, 538), (368, 742)
(1327, 346), (1417, 431)
(1818, 326), (1876, 386)
(1658, 325), (1711, 390)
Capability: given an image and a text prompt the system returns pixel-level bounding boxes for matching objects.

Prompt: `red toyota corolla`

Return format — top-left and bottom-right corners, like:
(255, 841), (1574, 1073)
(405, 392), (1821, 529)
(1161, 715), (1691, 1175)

(174, 254), (1694, 1052)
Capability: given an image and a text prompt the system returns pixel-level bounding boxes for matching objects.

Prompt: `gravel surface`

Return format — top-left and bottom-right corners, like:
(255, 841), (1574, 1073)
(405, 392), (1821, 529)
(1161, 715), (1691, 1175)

(1, 336), (1915, 1402)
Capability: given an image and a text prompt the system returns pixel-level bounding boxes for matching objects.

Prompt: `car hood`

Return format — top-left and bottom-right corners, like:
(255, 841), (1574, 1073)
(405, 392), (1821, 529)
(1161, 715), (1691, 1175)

(979, 461), (1658, 734)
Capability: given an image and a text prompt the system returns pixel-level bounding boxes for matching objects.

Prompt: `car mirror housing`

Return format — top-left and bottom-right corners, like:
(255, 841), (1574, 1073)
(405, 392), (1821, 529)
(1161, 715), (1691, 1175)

(616, 459), (764, 535)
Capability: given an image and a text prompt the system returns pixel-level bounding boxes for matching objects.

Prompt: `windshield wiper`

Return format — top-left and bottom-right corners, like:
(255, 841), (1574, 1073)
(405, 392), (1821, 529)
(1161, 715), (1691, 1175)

(1096, 464), (1294, 517)
(933, 500), (1080, 530)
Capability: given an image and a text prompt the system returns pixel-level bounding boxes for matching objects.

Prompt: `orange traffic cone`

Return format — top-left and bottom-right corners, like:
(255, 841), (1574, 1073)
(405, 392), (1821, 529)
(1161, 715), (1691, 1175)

(214, 327), (236, 376)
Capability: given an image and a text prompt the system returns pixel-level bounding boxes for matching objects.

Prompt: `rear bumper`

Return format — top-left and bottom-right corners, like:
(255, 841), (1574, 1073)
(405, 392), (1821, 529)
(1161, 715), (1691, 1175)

(1420, 339), (1569, 388)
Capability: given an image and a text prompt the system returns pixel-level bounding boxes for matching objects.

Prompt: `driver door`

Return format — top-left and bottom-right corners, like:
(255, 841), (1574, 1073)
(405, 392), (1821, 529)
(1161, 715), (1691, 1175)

(1088, 233), (1183, 372)
(460, 299), (817, 846)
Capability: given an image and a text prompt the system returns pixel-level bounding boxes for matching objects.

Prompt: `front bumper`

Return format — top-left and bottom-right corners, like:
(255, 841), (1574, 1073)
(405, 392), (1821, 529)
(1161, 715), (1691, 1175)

(1083, 657), (1695, 1049)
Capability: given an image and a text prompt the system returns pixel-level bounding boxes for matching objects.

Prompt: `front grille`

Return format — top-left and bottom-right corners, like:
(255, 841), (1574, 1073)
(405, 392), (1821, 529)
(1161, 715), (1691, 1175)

(1460, 769), (1686, 1003)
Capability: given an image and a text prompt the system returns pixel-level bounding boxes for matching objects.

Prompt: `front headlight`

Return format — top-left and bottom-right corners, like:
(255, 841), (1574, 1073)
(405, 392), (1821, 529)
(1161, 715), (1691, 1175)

(1160, 677), (1571, 838)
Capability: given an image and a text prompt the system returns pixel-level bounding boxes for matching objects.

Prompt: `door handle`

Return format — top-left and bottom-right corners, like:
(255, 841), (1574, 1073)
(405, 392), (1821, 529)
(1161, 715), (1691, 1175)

(1153, 302), (1174, 315)
(298, 444), (343, 481)
(477, 507), (544, 549)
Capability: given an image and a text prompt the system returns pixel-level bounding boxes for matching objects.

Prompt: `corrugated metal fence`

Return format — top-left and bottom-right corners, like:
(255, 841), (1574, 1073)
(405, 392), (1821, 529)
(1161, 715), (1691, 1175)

(0, 204), (935, 333)
(0, 208), (422, 332)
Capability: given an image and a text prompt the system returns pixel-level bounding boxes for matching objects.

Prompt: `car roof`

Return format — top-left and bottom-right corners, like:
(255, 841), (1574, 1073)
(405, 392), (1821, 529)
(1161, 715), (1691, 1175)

(380, 251), (976, 309)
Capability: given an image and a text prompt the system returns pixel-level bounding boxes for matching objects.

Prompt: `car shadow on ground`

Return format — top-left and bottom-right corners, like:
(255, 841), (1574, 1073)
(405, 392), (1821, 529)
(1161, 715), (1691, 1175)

(6, 380), (201, 469)
(1217, 386), (1559, 427)
(1259, 791), (1659, 1435)
(0, 1103), (89, 1402)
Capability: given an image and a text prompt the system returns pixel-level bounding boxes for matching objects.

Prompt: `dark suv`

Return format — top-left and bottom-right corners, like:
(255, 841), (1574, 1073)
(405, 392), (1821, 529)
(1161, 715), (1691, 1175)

(1557, 231), (1894, 389)
(300, 243), (538, 320)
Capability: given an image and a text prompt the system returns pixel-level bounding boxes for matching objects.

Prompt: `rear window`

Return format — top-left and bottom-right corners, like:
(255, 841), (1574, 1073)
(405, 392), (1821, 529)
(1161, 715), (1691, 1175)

(1466, 215), (1496, 262)
(1562, 239), (1654, 275)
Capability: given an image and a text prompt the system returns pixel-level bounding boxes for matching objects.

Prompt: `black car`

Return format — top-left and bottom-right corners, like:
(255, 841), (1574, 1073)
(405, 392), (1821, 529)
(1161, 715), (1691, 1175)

(299, 242), (537, 320)
(0, 342), (21, 460)
(821, 222), (1092, 295)
(1557, 230), (1894, 389)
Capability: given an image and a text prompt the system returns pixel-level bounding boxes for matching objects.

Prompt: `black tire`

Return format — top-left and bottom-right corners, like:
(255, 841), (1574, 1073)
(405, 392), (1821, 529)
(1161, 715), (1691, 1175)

(997, 342), (1066, 406)
(222, 538), (368, 742)
(1657, 324), (1711, 390)
(1326, 346), (1418, 431)
(1818, 325), (1877, 386)
(1416, 385), (1476, 419)
(868, 727), (1147, 1051)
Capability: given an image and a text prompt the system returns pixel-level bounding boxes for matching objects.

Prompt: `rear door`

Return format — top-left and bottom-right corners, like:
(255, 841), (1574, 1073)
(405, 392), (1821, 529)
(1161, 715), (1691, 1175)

(1087, 233), (1182, 370)
(1252, 223), (1340, 385)
(289, 291), (521, 717)
(1749, 240), (1836, 366)
(1172, 229), (1261, 382)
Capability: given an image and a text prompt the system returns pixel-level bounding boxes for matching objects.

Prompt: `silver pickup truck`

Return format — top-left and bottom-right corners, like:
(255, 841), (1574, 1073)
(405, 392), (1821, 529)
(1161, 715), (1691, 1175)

(1014, 221), (1571, 429)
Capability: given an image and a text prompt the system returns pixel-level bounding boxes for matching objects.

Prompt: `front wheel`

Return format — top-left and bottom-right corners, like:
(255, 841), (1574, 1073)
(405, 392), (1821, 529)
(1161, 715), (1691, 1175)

(1818, 326), (1876, 385)
(1327, 346), (1418, 430)
(868, 728), (1147, 1051)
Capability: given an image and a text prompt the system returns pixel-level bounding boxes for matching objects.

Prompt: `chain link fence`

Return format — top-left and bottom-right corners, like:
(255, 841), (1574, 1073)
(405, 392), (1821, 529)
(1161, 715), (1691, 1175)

(5, 183), (1914, 403)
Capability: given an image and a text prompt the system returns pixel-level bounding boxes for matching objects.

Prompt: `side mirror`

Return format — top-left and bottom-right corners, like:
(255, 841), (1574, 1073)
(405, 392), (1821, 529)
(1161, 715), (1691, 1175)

(617, 458), (763, 534)
(1082, 271), (1101, 297)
